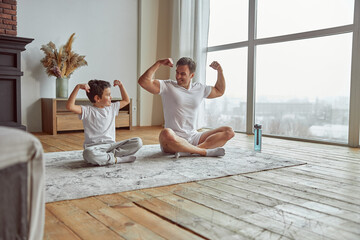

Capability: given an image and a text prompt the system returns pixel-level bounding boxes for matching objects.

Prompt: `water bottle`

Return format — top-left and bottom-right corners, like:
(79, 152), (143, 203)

(254, 124), (262, 151)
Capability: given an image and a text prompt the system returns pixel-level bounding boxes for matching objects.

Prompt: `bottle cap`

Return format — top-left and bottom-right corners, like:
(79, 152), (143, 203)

(254, 124), (262, 129)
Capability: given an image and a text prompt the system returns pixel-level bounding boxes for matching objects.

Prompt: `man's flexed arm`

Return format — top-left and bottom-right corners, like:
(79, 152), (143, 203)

(207, 61), (225, 99)
(66, 83), (90, 114)
(138, 58), (173, 94)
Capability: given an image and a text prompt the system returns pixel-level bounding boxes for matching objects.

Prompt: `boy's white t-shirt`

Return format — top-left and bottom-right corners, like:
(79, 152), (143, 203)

(79, 101), (120, 147)
(159, 80), (212, 139)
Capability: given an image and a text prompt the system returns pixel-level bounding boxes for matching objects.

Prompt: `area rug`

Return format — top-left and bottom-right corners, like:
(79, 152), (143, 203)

(44, 144), (304, 202)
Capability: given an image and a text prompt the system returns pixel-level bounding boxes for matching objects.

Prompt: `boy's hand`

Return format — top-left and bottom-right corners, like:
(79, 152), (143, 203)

(113, 80), (123, 87)
(79, 83), (90, 93)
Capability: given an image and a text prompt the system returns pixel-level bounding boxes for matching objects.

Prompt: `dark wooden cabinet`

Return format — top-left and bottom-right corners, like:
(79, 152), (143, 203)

(0, 36), (33, 130)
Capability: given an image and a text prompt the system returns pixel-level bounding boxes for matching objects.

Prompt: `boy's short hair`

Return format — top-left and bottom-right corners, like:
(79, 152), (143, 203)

(86, 79), (111, 103)
(176, 57), (196, 73)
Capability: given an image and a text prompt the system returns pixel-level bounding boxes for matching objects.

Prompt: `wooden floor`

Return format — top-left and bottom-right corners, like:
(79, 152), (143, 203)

(34, 126), (360, 240)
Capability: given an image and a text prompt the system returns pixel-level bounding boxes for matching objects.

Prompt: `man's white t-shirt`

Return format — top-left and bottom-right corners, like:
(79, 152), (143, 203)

(159, 80), (212, 139)
(79, 101), (120, 147)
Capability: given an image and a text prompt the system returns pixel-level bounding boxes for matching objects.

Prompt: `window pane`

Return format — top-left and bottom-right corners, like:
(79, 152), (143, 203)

(255, 33), (352, 143)
(203, 48), (248, 132)
(208, 0), (248, 47)
(257, 0), (354, 38)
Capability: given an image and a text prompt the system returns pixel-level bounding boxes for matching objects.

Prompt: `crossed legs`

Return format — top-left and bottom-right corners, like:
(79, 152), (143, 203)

(83, 137), (143, 165)
(197, 126), (235, 149)
(159, 126), (235, 157)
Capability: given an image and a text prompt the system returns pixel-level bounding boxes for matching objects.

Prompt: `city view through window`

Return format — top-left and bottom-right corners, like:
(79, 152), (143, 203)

(203, 0), (354, 143)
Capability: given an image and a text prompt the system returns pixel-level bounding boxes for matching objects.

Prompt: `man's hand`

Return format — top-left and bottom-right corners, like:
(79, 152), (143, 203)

(113, 80), (123, 87)
(158, 58), (174, 68)
(79, 83), (90, 93)
(209, 61), (222, 72)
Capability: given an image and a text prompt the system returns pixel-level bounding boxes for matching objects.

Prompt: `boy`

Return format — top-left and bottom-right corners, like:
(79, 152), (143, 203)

(66, 79), (142, 165)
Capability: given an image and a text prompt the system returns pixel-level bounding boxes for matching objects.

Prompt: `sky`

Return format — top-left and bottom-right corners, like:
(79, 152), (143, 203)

(206, 0), (355, 102)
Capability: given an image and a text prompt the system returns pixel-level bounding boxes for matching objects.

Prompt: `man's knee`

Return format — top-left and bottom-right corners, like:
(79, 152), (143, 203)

(159, 128), (177, 143)
(223, 126), (235, 140)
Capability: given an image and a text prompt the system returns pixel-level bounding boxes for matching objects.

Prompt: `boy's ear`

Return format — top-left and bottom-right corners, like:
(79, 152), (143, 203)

(94, 95), (101, 102)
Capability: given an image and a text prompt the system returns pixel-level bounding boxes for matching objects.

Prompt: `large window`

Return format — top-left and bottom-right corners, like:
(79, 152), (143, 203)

(205, 0), (358, 145)
(255, 34), (352, 142)
(207, 0), (248, 47)
(204, 48), (248, 132)
(257, 0), (354, 38)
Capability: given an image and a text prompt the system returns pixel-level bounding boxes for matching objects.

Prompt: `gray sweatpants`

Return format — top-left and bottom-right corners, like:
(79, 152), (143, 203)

(83, 137), (143, 166)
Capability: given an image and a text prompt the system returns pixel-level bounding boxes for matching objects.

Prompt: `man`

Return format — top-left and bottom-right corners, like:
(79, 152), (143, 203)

(138, 57), (234, 158)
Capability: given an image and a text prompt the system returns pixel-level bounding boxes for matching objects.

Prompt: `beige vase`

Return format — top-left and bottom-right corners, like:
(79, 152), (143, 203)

(56, 77), (69, 98)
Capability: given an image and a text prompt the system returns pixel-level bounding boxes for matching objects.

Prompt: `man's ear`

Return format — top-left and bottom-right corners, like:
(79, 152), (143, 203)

(190, 72), (195, 79)
(94, 95), (101, 102)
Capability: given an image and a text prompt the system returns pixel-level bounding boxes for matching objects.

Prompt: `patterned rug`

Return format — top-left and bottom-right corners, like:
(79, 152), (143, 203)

(44, 144), (304, 202)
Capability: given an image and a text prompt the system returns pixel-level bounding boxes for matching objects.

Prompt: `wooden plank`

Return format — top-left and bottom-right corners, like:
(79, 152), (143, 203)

(57, 114), (84, 131)
(115, 113), (130, 128)
(170, 183), (266, 215)
(198, 179), (360, 235)
(289, 164), (360, 182)
(247, 206), (358, 240)
(41, 98), (56, 135)
(232, 134), (360, 164)
(41, 142), (63, 153)
(221, 176), (360, 215)
(235, 173), (360, 206)
(239, 172), (359, 205)
(259, 148), (360, 174)
(40, 137), (77, 151)
(238, 209), (359, 240)
(167, 184), (325, 240)
(260, 146), (360, 167)
(70, 197), (165, 240)
(128, 99), (132, 130)
(96, 193), (205, 240)
(234, 173), (360, 211)
(46, 201), (123, 240)
(43, 208), (81, 240)
(276, 167), (360, 186)
(142, 188), (289, 240)
(120, 191), (243, 240)
(243, 170), (360, 201)
(275, 203), (360, 235)
(54, 134), (84, 149)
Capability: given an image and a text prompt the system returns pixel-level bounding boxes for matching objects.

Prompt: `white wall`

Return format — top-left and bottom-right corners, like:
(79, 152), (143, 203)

(138, 0), (172, 126)
(17, 0), (138, 132)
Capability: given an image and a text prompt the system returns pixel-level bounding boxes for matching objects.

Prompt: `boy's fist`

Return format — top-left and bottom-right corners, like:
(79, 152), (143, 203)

(79, 83), (90, 93)
(113, 80), (122, 87)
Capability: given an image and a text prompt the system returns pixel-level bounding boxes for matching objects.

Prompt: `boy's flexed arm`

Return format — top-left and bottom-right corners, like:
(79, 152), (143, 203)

(66, 83), (90, 114)
(113, 80), (130, 109)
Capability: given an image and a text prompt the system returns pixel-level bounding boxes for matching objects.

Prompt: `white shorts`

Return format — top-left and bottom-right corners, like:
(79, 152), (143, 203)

(160, 131), (204, 153)
(187, 131), (204, 146)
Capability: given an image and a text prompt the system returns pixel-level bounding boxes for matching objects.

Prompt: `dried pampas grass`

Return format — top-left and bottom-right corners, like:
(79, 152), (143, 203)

(40, 33), (87, 78)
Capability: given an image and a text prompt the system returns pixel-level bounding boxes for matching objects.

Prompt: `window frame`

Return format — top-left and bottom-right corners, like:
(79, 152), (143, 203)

(206, 0), (360, 147)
